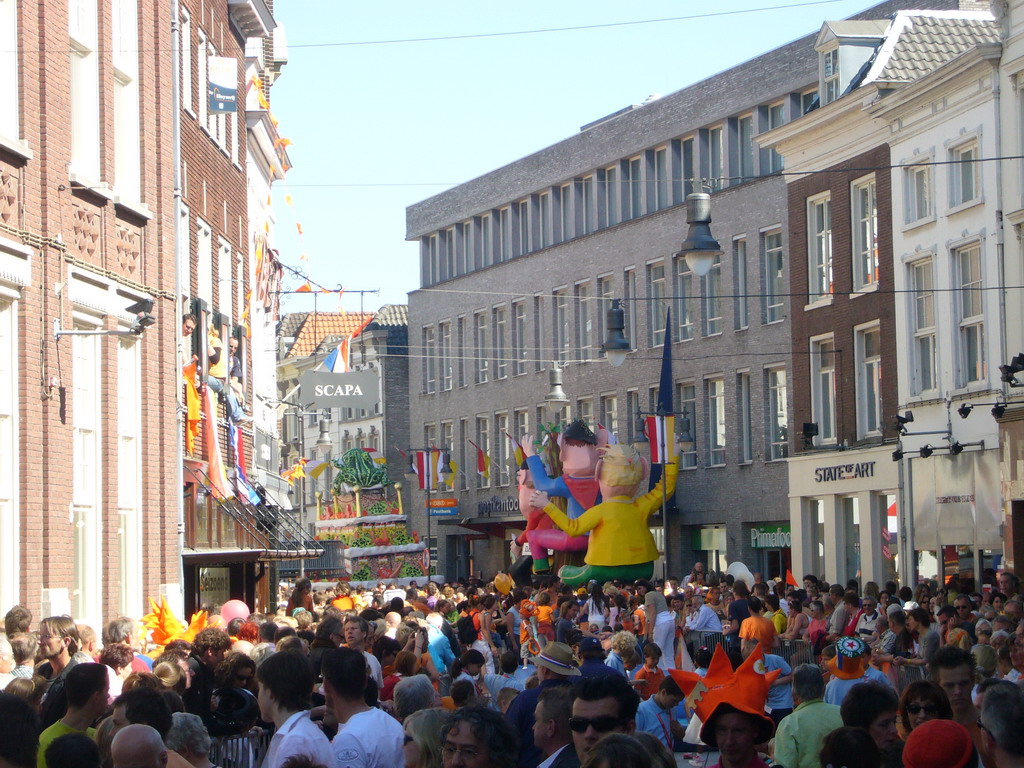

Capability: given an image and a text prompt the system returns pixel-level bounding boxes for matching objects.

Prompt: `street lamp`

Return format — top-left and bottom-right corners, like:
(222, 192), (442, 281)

(315, 420), (332, 456)
(544, 363), (570, 419)
(675, 193), (723, 277)
(601, 299), (631, 367)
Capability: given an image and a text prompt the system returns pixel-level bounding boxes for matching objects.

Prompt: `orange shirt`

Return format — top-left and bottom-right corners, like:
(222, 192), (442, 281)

(739, 614), (777, 654)
(633, 608), (647, 636)
(535, 605), (554, 625)
(332, 595), (355, 611)
(633, 664), (665, 700)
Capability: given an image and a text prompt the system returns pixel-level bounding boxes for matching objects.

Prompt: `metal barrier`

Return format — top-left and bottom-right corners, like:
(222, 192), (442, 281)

(210, 730), (272, 768)
(689, 630), (727, 656)
(892, 662), (928, 692)
(775, 638), (814, 667)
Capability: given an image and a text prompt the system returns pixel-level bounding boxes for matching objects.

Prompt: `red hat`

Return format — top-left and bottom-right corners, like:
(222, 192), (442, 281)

(669, 644), (778, 747)
(903, 719), (975, 768)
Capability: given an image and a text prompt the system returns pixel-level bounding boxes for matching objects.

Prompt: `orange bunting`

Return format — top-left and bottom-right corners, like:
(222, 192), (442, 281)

(282, 457), (309, 484)
(295, 282), (313, 293)
(285, 194), (294, 206)
(299, 252), (308, 261)
(296, 222), (303, 235)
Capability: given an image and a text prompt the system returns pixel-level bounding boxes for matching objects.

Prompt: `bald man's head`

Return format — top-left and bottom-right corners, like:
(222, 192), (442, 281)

(111, 724), (168, 768)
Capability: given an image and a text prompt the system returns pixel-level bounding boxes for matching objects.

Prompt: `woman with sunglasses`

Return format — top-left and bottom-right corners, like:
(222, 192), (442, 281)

(897, 679), (953, 739)
(781, 597), (809, 641)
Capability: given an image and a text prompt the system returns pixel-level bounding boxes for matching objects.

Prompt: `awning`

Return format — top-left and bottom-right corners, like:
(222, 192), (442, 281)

(184, 464), (322, 561)
(435, 516), (527, 536)
(256, 469), (293, 511)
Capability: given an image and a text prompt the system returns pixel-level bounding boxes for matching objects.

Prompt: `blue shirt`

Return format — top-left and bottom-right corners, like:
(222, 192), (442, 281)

(764, 654), (793, 711)
(526, 455), (595, 519)
(635, 696), (675, 750)
(824, 675), (872, 706)
(605, 651), (626, 675)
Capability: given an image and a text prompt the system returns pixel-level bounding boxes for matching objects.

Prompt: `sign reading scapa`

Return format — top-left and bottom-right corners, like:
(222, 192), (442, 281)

(300, 370), (379, 410)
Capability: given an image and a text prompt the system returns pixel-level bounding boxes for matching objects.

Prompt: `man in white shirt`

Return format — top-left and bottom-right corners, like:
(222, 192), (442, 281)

(323, 648), (403, 768)
(343, 616), (384, 689)
(684, 592), (723, 634)
(256, 650), (333, 768)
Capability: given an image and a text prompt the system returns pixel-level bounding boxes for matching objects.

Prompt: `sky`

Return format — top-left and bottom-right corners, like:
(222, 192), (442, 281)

(270, 0), (877, 315)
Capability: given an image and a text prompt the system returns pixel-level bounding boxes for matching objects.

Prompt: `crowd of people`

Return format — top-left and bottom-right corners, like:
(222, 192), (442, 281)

(1, 564), (1023, 768)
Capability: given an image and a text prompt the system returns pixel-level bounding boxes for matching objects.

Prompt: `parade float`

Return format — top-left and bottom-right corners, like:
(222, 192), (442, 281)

(312, 448), (430, 587)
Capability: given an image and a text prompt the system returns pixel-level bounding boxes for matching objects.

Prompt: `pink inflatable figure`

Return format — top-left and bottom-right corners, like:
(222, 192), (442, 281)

(515, 462), (588, 574)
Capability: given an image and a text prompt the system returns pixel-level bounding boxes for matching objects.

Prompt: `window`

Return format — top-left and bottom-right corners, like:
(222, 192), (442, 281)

(905, 164), (932, 224)
(734, 238), (748, 329)
(179, 8), (192, 114)
(648, 262), (668, 347)
(708, 127), (724, 192)
(113, 0), (139, 200)
(0, 298), (19, 610)
(559, 185), (573, 242)
(738, 115), (755, 182)
(767, 368), (788, 460)
(767, 103), (785, 173)
(822, 48), (840, 105)
(950, 142), (978, 207)
(423, 326), (436, 394)
(852, 176), (878, 290)
(177, 205), (190, 284)
(439, 321), (452, 390)
(441, 229), (454, 280)
(763, 230), (784, 323)
(910, 259), (936, 393)
(604, 166), (620, 227)
(538, 193), (551, 248)
(461, 221), (474, 273)
(654, 147), (670, 210)
(811, 336), (836, 443)
(479, 214), (493, 267)
(623, 268), (637, 346)
(495, 413), (509, 486)
(217, 239), (232, 318)
(493, 306), (507, 379)
(498, 208), (511, 262)
(577, 398), (593, 425)
(575, 283), (592, 361)
(596, 276), (614, 354)
(70, 0), (100, 181)
(625, 157), (643, 219)
(553, 290), (570, 363)
(456, 316), (466, 387)
(516, 200), (530, 256)
(856, 325), (882, 436)
(626, 390), (640, 444)
(533, 295), (545, 372)
(0, 0), (19, 140)
(581, 176), (595, 235)
(801, 89), (817, 115)
(702, 253), (722, 336)
(677, 383), (697, 469)
(956, 243), (985, 385)
(706, 378), (726, 466)
(808, 194), (832, 301)
(600, 394), (618, 437)
(514, 410), (529, 446)
(196, 29), (207, 124)
(72, 324), (102, 623)
(682, 138), (695, 198)
(196, 219), (212, 305)
(476, 417), (490, 489)
(738, 372), (752, 463)
(458, 419), (469, 490)
(423, 234), (438, 285)
(117, 336), (142, 615)
(675, 258), (694, 341)
(512, 301), (527, 375)
(474, 313), (489, 383)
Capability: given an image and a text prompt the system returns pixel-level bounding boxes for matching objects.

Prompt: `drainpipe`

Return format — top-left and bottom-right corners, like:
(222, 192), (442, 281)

(989, 49), (1005, 583)
(171, 0), (186, 615)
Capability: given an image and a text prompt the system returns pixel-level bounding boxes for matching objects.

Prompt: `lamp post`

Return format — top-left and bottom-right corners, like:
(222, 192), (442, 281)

(273, 398), (326, 579)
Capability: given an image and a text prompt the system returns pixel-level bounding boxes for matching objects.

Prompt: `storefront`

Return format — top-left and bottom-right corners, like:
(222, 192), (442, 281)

(690, 525), (728, 574)
(996, 411), (1024, 575)
(787, 445), (898, 586)
(748, 524), (792, 582)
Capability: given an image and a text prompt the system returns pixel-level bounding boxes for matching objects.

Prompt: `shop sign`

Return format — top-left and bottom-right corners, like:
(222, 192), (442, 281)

(478, 495), (520, 516)
(299, 370), (379, 409)
(208, 57), (237, 113)
(427, 497), (459, 517)
(813, 461), (876, 483)
(750, 524), (792, 549)
(198, 566), (230, 607)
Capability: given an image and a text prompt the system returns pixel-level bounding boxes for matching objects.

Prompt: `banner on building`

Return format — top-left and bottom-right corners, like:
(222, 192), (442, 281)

(299, 370), (379, 410)
(208, 56), (237, 113)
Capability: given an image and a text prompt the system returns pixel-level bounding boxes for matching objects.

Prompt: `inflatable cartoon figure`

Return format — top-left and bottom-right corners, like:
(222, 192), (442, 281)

(531, 442), (677, 586)
(522, 420), (608, 517)
(514, 460), (588, 575)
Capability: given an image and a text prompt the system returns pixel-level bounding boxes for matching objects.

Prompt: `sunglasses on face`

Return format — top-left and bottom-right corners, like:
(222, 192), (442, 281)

(906, 704), (938, 715)
(569, 716), (622, 734)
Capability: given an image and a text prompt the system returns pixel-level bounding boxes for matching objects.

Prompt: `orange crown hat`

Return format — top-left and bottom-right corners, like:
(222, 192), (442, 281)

(827, 636), (868, 680)
(669, 644), (778, 747)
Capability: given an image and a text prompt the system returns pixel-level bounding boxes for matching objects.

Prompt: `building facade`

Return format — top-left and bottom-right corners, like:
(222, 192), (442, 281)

(406, 0), (950, 582)
(0, 0), (178, 625)
(763, 4), (999, 586)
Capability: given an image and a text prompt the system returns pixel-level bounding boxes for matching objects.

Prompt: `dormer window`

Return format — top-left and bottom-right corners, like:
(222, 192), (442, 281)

(822, 48), (840, 104)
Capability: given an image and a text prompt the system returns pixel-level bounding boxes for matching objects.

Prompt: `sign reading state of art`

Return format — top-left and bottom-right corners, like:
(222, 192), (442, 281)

(751, 524), (792, 549)
(300, 370), (379, 410)
(814, 461), (876, 483)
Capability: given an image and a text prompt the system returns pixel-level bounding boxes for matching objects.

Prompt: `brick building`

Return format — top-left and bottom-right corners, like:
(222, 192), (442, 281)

(0, 0), (178, 625)
(405, 0), (953, 582)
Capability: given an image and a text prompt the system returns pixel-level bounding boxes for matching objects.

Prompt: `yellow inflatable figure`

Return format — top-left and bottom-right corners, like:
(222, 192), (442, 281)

(531, 443), (677, 586)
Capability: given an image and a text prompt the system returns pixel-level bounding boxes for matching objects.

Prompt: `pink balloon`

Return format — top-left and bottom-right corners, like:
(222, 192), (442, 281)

(220, 599), (250, 624)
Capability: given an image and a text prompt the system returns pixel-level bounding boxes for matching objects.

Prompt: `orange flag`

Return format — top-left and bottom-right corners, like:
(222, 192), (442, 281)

(786, 569), (799, 587)
(295, 282), (313, 293)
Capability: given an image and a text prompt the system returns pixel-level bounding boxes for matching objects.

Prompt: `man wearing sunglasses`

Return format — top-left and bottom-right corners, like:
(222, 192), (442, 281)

(569, 675), (640, 757)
